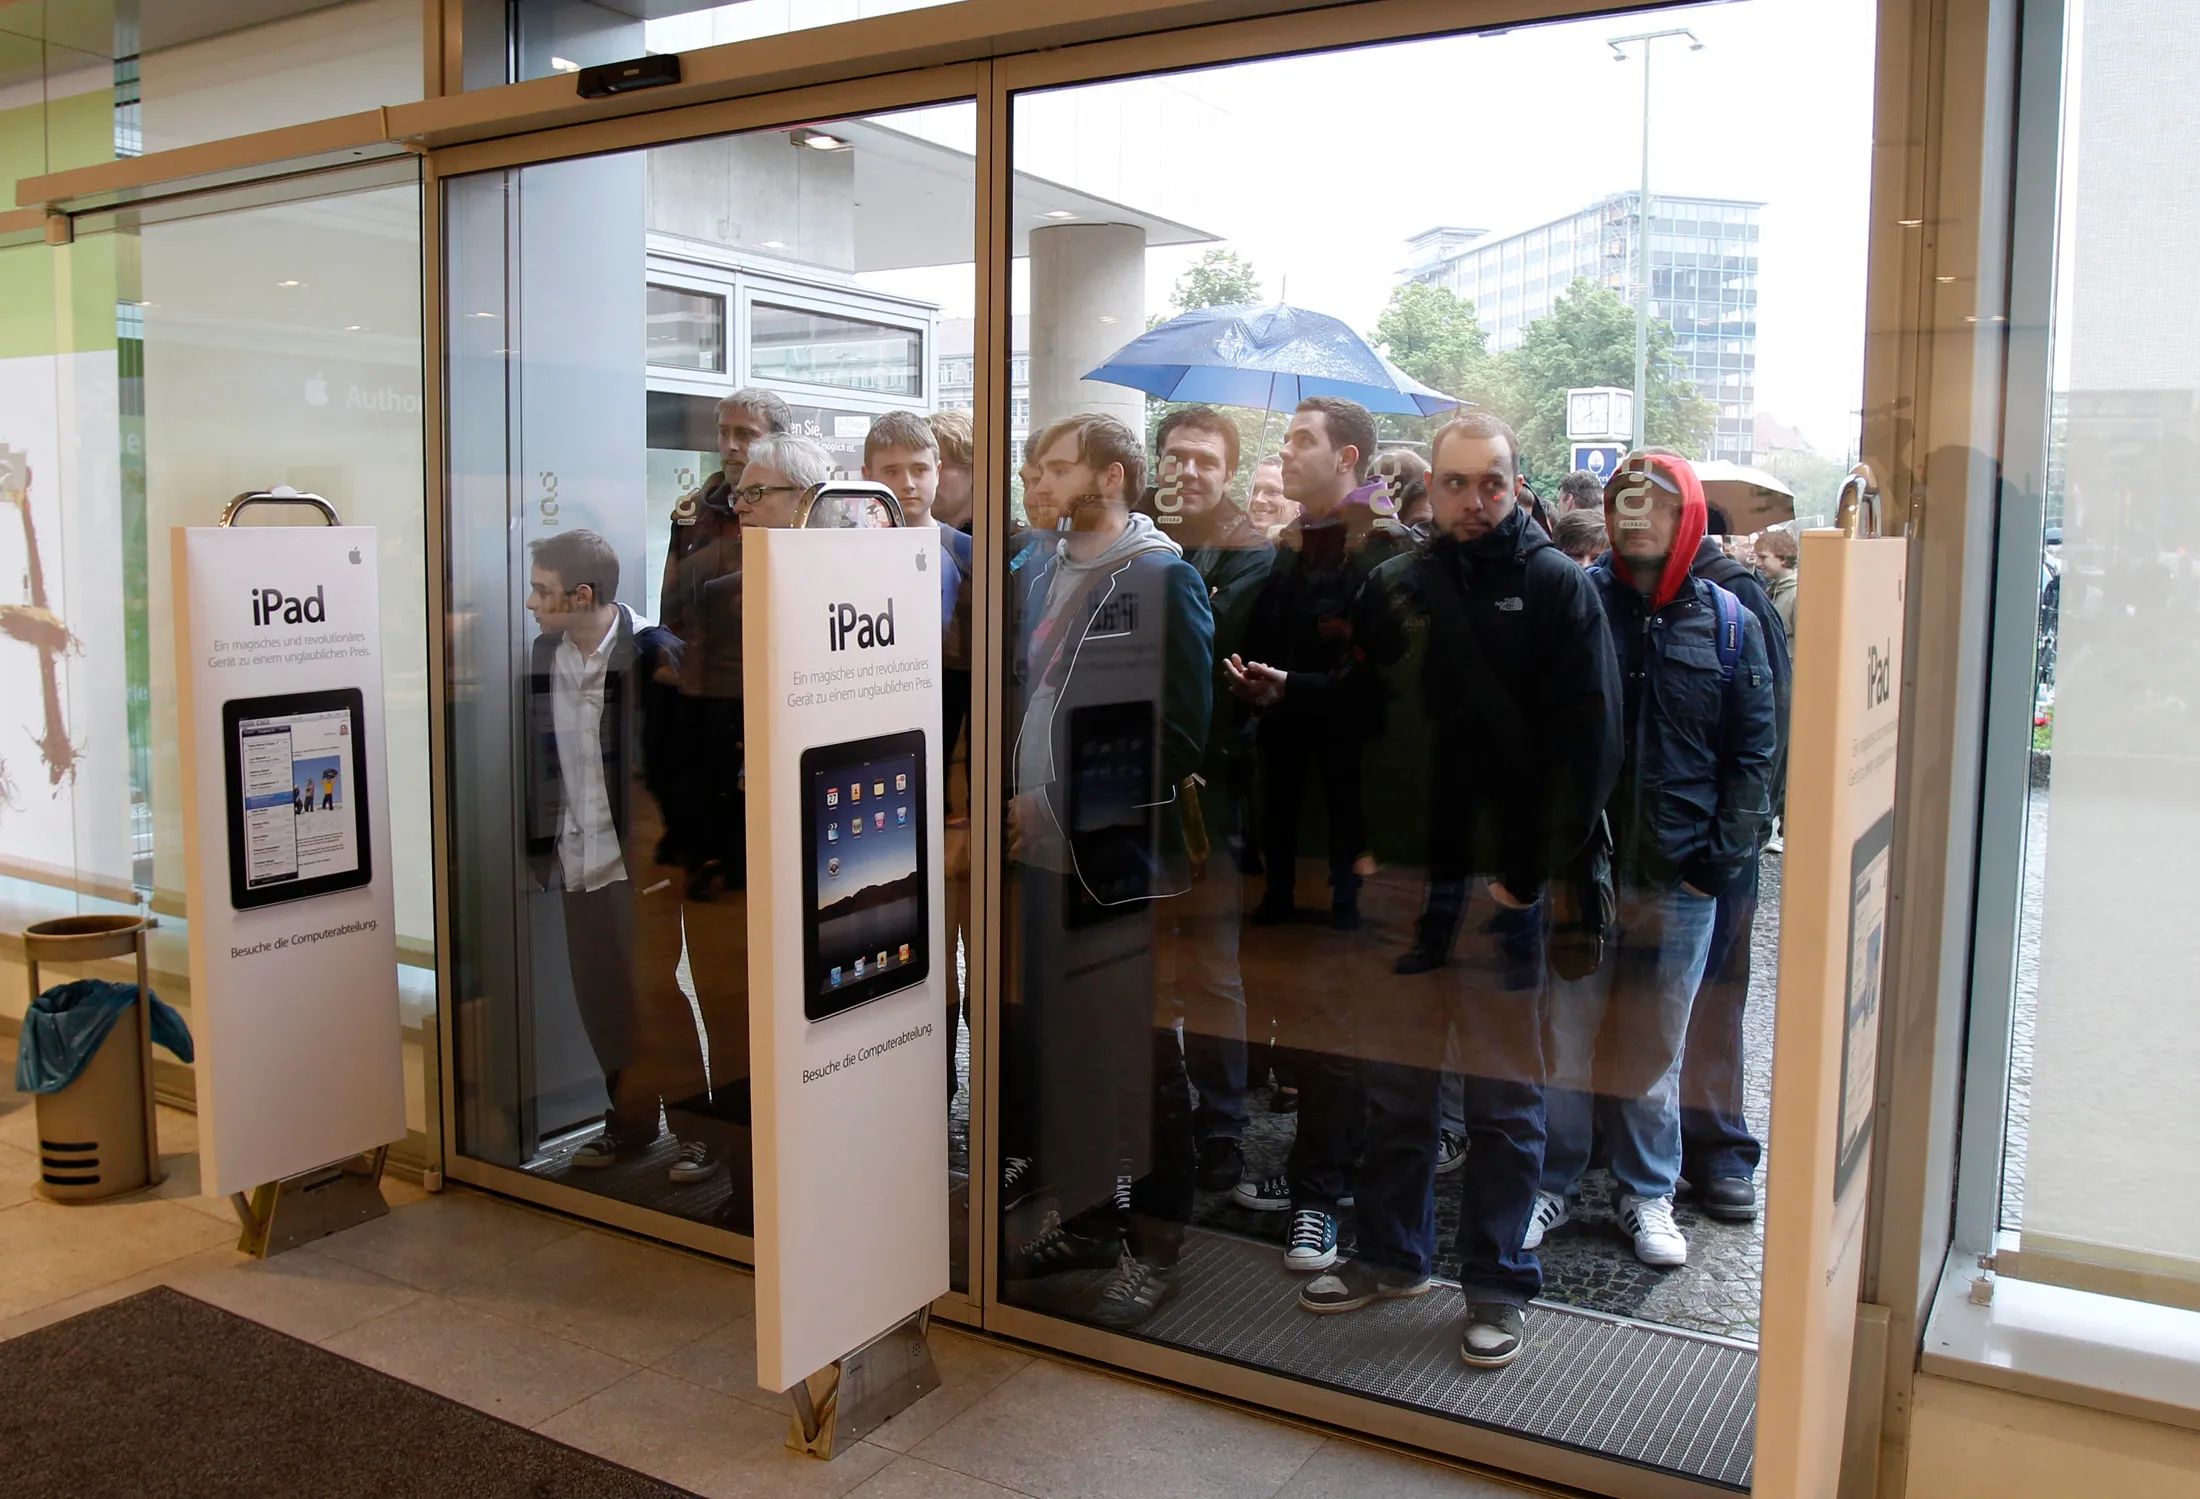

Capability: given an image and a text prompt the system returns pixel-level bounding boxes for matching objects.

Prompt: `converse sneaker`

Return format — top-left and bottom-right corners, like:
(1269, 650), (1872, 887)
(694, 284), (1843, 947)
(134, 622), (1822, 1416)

(1232, 1173), (1291, 1211)
(1298, 1260), (1433, 1314)
(1001, 1155), (1038, 1210)
(1283, 1208), (1341, 1272)
(1436, 1130), (1467, 1176)
(569, 1133), (645, 1170)
(1004, 1218), (1122, 1281)
(1460, 1303), (1527, 1368)
(1619, 1193), (1689, 1267)
(1521, 1190), (1571, 1250)
(1089, 1253), (1180, 1328)
(667, 1139), (716, 1184)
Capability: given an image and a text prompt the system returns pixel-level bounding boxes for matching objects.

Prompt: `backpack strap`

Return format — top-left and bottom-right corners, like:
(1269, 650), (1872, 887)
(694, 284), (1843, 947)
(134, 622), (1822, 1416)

(1710, 582), (1744, 684)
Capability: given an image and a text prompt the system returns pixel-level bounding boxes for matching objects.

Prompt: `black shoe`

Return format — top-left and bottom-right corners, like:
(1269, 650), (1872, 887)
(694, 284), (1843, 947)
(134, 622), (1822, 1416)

(1698, 1175), (1758, 1222)
(1089, 1253), (1181, 1328)
(1330, 900), (1362, 932)
(1004, 1219), (1122, 1281)
(1249, 896), (1296, 927)
(1196, 1138), (1245, 1193)
(1460, 1303), (1527, 1368)
(1394, 943), (1444, 974)
(1299, 1259), (1433, 1314)
(1271, 1085), (1300, 1114)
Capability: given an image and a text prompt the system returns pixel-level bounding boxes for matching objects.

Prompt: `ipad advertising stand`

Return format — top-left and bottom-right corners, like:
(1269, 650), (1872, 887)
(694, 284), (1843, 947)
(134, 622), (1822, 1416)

(745, 483), (950, 1459)
(173, 489), (407, 1258)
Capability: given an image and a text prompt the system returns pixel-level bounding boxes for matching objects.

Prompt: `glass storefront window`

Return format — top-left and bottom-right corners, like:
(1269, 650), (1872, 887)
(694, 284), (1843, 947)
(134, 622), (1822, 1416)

(997, 0), (1870, 1483)
(647, 283), (726, 371)
(748, 302), (922, 396)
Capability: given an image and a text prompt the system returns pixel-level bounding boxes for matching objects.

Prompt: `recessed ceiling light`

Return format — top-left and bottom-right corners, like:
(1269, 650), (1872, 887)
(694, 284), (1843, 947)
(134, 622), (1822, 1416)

(1936, 275), (1956, 282)
(1042, 209), (1077, 220)
(469, 311), (498, 319)
(797, 129), (848, 150)
(1897, 218), (1923, 227)
(550, 57), (580, 73)
(278, 279), (301, 286)
(761, 239), (786, 248)
(345, 324), (363, 331)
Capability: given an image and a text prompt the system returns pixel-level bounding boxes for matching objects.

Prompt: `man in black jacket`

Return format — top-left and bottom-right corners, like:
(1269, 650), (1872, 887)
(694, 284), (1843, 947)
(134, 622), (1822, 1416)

(1528, 453), (1778, 1271)
(1679, 516), (1794, 1223)
(1288, 413), (1621, 1371)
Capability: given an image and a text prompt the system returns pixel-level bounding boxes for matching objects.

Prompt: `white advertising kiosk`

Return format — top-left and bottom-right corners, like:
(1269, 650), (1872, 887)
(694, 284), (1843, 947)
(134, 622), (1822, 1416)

(1757, 502), (1907, 1498)
(172, 491), (406, 1255)
(742, 496), (951, 1455)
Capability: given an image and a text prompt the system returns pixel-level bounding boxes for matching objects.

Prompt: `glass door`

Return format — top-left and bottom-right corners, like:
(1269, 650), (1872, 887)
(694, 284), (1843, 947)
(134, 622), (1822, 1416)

(441, 99), (982, 1288)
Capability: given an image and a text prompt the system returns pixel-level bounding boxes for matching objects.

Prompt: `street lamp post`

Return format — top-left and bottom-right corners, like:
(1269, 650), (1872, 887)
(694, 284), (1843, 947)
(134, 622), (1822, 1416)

(1607, 27), (1704, 449)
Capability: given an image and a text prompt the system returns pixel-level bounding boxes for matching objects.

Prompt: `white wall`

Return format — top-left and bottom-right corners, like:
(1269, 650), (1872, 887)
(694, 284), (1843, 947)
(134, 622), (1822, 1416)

(139, 0), (420, 153)
(1907, 1375), (2200, 1497)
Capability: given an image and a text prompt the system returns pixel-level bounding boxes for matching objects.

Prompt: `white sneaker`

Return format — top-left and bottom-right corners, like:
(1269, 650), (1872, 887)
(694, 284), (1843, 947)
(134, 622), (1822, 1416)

(668, 1139), (716, 1184)
(1521, 1191), (1570, 1250)
(1619, 1193), (1689, 1267)
(1283, 1208), (1340, 1272)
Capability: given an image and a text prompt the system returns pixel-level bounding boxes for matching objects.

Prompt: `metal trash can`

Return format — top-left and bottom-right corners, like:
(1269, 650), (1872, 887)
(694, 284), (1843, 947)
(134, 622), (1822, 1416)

(23, 915), (163, 1203)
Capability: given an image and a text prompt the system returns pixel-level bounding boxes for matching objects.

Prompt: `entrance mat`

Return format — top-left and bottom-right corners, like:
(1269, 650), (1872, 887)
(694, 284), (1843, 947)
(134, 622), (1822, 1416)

(1007, 1226), (1757, 1490)
(0, 1287), (695, 1499)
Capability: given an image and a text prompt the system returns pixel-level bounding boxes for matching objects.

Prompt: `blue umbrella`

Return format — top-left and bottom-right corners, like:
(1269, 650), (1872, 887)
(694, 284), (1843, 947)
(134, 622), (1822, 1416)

(1083, 302), (1463, 416)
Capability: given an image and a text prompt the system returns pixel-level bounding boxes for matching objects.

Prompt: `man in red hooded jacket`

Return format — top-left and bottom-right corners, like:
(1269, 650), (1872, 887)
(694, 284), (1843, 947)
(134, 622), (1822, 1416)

(1522, 451), (1778, 1269)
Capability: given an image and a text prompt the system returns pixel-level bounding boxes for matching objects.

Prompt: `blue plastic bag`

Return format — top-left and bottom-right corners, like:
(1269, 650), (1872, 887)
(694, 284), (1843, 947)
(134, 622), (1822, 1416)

(13, 979), (194, 1095)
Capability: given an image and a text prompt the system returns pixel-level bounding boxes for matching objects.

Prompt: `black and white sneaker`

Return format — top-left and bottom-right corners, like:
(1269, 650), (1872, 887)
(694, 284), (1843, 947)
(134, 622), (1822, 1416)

(1232, 1173), (1291, 1211)
(667, 1140), (717, 1183)
(1298, 1260), (1433, 1314)
(1436, 1130), (1467, 1175)
(1001, 1155), (1038, 1209)
(1460, 1303), (1527, 1368)
(1089, 1253), (1181, 1328)
(1283, 1208), (1341, 1272)
(1004, 1219), (1122, 1281)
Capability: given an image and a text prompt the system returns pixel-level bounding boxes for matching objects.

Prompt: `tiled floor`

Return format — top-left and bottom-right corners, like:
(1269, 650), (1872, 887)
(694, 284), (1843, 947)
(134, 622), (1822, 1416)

(0, 1087), (1544, 1499)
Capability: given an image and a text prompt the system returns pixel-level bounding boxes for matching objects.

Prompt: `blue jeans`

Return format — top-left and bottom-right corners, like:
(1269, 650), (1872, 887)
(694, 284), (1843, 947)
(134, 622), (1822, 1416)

(1355, 890), (1548, 1306)
(1541, 886), (1717, 1203)
(1680, 856), (1764, 1184)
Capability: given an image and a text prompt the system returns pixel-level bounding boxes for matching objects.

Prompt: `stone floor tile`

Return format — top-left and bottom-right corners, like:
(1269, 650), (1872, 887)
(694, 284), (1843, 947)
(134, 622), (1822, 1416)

(653, 1312), (794, 1416)
(321, 1293), (635, 1426)
(311, 1185), (581, 1292)
(0, 1191), (239, 1323)
(910, 1358), (1322, 1499)
(848, 1455), (1036, 1499)
(0, 1242), (244, 1341)
(0, 1142), (37, 1208)
(866, 1326), (1034, 1454)
(451, 1225), (754, 1366)
(1274, 1439), (1539, 1498)
(537, 1367), (895, 1499)
(166, 1241), (425, 1343)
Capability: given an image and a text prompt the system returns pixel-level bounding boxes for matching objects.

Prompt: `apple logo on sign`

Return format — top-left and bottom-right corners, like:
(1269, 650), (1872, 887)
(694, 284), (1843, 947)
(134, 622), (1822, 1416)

(348, 547), (362, 564)
(304, 374), (329, 407)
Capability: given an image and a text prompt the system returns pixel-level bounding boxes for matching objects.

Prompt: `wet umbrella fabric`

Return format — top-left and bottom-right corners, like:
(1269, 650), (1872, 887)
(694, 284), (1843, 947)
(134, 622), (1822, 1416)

(1083, 302), (1463, 417)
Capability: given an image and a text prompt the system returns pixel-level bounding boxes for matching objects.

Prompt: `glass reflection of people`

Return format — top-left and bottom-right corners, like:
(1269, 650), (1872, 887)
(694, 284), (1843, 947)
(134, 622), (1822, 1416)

(1153, 407), (1274, 1196)
(1246, 454), (1298, 540)
(526, 530), (689, 1172)
(1530, 451), (1777, 1269)
(1554, 509), (1609, 565)
(1003, 413), (1215, 1330)
(863, 411), (977, 1097)
(928, 407), (976, 533)
(1222, 396), (1411, 1276)
(662, 387), (789, 895)
(1557, 468), (1605, 517)
(1295, 413), (1620, 1371)
(1369, 448), (1431, 538)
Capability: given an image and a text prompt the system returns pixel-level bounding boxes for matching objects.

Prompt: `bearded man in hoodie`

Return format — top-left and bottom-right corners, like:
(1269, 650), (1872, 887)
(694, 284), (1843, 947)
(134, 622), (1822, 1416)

(1524, 451), (1778, 1271)
(1001, 412), (1216, 1331)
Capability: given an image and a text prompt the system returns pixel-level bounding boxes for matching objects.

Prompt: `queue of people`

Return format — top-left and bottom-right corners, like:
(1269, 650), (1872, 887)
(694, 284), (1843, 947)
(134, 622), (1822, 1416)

(522, 380), (1793, 1369)
(1001, 398), (1789, 1371)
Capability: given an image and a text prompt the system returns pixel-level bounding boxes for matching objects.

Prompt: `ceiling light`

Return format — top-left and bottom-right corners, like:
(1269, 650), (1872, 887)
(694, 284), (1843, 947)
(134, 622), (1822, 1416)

(761, 239), (785, 248)
(345, 324), (363, 331)
(796, 129), (848, 150)
(550, 57), (580, 73)
(469, 311), (497, 319)
(1042, 209), (1077, 220)
(1897, 218), (1923, 227)
(1936, 275), (1956, 282)
(278, 279), (301, 286)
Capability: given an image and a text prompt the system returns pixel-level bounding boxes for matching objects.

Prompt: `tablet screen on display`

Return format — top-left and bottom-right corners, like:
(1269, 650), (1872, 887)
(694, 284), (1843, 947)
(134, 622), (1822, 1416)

(800, 729), (929, 1021)
(221, 689), (373, 911)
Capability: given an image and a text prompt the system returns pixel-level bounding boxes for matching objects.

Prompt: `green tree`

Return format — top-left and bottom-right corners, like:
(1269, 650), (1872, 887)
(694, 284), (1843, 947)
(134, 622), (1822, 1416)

(1372, 281), (1490, 405)
(1487, 277), (1718, 485)
(1170, 248), (1264, 312)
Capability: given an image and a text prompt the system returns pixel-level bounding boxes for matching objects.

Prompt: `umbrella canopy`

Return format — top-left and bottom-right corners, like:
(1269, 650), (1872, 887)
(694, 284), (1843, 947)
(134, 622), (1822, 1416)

(1083, 302), (1463, 416)
(1691, 459), (1796, 534)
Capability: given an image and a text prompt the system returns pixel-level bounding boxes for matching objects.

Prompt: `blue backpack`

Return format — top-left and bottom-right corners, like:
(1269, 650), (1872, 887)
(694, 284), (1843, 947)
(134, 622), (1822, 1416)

(1709, 582), (1745, 684)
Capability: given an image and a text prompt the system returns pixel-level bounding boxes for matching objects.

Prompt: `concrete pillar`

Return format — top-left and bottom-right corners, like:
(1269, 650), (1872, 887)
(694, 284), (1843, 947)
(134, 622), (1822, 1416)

(1028, 222), (1147, 436)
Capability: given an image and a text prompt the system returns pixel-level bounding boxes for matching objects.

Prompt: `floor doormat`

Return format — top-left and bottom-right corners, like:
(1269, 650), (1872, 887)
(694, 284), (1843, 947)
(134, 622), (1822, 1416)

(0, 1287), (697, 1499)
